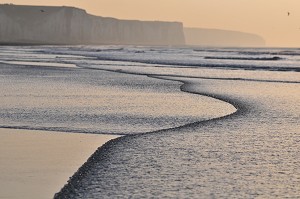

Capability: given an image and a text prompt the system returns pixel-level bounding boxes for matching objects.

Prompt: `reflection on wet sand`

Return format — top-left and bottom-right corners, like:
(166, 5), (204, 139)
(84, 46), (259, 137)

(0, 128), (119, 199)
(56, 78), (300, 198)
(0, 46), (299, 198)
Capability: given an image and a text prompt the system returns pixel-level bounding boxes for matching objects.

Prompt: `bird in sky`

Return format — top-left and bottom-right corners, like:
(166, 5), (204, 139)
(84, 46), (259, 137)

(287, 12), (290, 16)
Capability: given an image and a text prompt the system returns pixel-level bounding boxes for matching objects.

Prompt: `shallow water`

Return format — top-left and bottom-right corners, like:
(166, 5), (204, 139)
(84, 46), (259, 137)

(0, 46), (299, 198)
(0, 128), (118, 199)
(0, 62), (233, 134)
(56, 78), (300, 198)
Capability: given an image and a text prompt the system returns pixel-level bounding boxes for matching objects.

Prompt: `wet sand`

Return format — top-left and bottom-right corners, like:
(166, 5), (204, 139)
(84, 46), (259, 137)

(1, 46), (299, 198)
(55, 78), (300, 198)
(0, 128), (119, 199)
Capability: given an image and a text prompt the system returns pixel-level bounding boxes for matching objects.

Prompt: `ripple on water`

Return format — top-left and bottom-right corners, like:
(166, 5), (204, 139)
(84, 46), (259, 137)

(0, 63), (235, 134)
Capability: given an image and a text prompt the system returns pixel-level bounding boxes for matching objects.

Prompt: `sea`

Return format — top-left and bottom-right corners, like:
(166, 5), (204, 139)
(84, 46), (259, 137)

(0, 45), (299, 198)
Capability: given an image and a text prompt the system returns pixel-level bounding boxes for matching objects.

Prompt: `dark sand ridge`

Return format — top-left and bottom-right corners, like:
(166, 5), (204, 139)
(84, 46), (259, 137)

(77, 63), (300, 84)
(53, 74), (243, 198)
(54, 69), (299, 198)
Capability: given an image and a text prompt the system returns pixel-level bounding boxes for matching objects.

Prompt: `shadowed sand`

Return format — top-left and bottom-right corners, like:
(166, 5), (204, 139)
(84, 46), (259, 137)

(0, 128), (119, 199)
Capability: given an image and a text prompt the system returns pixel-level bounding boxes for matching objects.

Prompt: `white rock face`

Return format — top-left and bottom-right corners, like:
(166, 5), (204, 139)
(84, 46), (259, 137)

(184, 27), (265, 47)
(0, 4), (185, 45)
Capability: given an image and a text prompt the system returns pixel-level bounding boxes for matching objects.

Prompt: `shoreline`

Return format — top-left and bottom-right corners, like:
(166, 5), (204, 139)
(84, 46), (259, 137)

(55, 76), (300, 198)
(55, 76), (242, 197)
(0, 128), (119, 199)
(2, 46), (298, 197)
(0, 68), (239, 199)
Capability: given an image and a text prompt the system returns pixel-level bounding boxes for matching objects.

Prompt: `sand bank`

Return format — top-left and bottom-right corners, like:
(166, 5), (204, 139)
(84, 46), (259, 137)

(0, 128), (119, 199)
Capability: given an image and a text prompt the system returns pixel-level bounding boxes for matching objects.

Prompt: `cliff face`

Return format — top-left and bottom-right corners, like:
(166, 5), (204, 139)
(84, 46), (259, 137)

(0, 4), (185, 45)
(184, 28), (265, 47)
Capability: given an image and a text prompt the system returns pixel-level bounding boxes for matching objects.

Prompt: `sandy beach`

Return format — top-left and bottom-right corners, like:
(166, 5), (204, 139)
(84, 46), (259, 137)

(0, 0), (299, 197)
(0, 128), (119, 199)
(0, 45), (299, 198)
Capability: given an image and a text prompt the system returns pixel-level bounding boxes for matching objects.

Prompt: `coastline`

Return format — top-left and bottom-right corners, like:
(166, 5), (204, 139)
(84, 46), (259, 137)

(0, 128), (119, 199)
(54, 76), (242, 198)
(1, 45), (299, 198)
(55, 75), (300, 198)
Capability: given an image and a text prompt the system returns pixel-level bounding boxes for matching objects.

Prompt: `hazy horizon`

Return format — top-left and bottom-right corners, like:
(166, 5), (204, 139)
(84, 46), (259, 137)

(1, 0), (300, 47)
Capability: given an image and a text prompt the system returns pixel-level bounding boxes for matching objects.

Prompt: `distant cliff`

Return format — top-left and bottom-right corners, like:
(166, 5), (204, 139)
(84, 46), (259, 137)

(0, 4), (185, 45)
(184, 28), (265, 47)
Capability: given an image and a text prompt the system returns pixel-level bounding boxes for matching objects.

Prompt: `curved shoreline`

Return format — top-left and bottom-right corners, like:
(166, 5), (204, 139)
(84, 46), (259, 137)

(1, 46), (298, 198)
(54, 74), (244, 197)
(1, 62), (241, 197)
(54, 67), (300, 198)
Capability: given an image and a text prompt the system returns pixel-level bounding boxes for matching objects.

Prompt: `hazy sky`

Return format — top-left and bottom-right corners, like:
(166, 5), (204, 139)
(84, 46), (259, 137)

(1, 0), (300, 47)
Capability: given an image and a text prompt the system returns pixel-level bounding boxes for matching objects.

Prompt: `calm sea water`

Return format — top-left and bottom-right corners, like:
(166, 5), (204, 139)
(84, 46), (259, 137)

(0, 46), (299, 198)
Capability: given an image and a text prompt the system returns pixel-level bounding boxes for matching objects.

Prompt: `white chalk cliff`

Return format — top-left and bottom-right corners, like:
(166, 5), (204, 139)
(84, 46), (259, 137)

(184, 28), (265, 47)
(0, 4), (185, 45)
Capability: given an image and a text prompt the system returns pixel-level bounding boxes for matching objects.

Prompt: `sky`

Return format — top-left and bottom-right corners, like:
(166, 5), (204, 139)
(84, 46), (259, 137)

(1, 0), (300, 47)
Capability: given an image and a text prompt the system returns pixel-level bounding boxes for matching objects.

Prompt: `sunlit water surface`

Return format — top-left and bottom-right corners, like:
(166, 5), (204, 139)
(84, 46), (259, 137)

(0, 46), (299, 198)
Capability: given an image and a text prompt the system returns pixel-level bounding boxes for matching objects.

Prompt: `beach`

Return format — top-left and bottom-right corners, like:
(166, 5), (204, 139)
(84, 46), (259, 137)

(0, 128), (118, 199)
(56, 77), (300, 198)
(0, 45), (299, 198)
